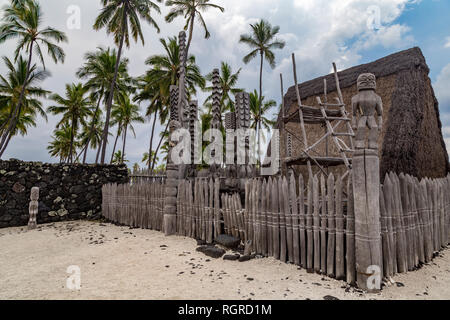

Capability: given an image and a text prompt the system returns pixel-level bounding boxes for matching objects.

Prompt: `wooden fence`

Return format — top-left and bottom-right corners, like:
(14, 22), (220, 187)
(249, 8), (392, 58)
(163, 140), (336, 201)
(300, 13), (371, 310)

(380, 173), (450, 278)
(102, 182), (165, 231)
(244, 172), (450, 284)
(102, 172), (450, 286)
(244, 173), (353, 281)
(176, 179), (243, 244)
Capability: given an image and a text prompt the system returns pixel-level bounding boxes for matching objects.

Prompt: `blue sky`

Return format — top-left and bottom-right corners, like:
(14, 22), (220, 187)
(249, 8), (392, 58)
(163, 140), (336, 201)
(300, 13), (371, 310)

(1, 0), (450, 167)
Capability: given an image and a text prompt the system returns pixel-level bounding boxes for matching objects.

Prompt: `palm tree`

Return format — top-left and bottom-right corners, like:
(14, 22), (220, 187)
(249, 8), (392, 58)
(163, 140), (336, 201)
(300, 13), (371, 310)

(142, 150), (159, 167)
(0, 56), (49, 154)
(111, 93), (144, 163)
(112, 150), (127, 164)
(76, 47), (132, 163)
(137, 35), (205, 171)
(239, 19), (285, 159)
(165, 0), (224, 54)
(93, 0), (162, 164)
(249, 90), (276, 146)
(77, 108), (105, 163)
(132, 162), (140, 173)
(143, 36), (205, 98)
(0, 0), (67, 156)
(47, 83), (92, 163)
(47, 123), (76, 163)
(204, 61), (242, 114)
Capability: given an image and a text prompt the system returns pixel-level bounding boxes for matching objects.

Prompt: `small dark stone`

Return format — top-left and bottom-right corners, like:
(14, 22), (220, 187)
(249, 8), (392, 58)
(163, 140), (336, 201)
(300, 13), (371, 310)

(323, 295), (340, 301)
(396, 282), (405, 288)
(238, 255), (254, 262)
(196, 246), (226, 259)
(223, 254), (240, 261)
(214, 234), (241, 249)
(12, 182), (25, 193)
(196, 239), (207, 246)
(247, 277), (254, 281)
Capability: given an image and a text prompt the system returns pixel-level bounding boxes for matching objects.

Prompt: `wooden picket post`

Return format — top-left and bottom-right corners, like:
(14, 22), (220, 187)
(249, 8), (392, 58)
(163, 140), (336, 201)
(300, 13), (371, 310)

(326, 174), (336, 278)
(289, 173), (300, 266)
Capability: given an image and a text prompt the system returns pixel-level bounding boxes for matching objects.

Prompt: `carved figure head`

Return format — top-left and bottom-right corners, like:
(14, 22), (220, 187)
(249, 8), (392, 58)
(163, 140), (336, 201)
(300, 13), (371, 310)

(357, 73), (376, 91)
(30, 187), (39, 201)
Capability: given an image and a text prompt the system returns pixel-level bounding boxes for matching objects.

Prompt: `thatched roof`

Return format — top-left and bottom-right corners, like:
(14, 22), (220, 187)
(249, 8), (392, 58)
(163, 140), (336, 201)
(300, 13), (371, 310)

(283, 47), (428, 108)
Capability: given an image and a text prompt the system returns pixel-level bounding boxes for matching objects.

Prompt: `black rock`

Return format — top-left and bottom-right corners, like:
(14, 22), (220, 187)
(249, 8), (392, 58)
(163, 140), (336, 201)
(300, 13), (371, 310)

(196, 239), (207, 246)
(323, 295), (340, 301)
(215, 234), (241, 249)
(223, 254), (240, 261)
(396, 282), (405, 288)
(196, 246), (226, 259)
(238, 254), (255, 262)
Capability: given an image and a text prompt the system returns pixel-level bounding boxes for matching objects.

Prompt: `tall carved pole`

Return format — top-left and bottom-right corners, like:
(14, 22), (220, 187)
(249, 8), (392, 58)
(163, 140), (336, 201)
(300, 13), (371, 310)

(351, 73), (383, 292)
(189, 100), (199, 171)
(210, 68), (222, 174)
(178, 31), (189, 180)
(164, 85), (180, 236)
(235, 92), (251, 178)
(28, 187), (39, 230)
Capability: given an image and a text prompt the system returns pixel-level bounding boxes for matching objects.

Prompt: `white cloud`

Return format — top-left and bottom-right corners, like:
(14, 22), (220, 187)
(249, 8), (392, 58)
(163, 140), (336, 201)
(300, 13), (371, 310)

(434, 63), (450, 113)
(445, 37), (450, 48)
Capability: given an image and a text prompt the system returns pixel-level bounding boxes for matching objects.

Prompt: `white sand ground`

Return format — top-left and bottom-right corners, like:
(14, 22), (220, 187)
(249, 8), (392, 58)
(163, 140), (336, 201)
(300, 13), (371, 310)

(0, 221), (449, 300)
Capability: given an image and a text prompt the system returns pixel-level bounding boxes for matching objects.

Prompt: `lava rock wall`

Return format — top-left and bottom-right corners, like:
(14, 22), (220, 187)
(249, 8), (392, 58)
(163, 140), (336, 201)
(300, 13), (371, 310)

(0, 159), (129, 228)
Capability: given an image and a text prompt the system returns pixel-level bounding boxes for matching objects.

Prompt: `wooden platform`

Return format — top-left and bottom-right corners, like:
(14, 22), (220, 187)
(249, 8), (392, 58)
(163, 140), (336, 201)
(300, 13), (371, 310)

(284, 106), (343, 124)
(284, 155), (352, 167)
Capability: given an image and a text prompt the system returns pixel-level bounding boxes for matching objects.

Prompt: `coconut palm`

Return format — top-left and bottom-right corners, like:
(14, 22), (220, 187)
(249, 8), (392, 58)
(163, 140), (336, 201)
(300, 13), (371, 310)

(112, 150), (127, 164)
(134, 81), (164, 171)
(77, 108), (105, 163)
(47, 123), (77, 163)
(93, 0), (162, 164)
(76, 47), (132, 163)
(111, 93), (144, 163)
(0, 56), (49, 153)
(47, 83), (92, 163)
(204, 61), (242, 114)
(132, 162), (140, 173)
(249, 90), (276, 145)
(165, 0), (224, 54)
(142, 150), (159, 167)
(239, 19), (285, 159)
(0, 0), (67, 156)
(143, 36), (205, 99)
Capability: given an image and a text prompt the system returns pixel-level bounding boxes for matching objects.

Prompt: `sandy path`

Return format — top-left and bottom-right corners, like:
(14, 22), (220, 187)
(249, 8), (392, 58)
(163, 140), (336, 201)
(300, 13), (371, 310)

(0, 221), (449, 300)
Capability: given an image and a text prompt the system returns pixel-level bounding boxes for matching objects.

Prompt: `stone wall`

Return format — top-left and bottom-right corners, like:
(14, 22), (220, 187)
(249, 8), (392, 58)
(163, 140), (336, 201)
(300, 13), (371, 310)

(0, 159), (129, 228)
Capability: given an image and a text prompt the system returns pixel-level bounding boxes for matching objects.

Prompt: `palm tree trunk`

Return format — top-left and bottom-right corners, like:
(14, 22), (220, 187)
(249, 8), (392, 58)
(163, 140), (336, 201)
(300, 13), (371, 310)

(100, 7), (127, 164)
(147, 110), (157, 171)
(121, 124), (128, 164)
(258, 51), (264, 165)
(95, 141), (102, 164)
(110, 126), (121, 164)
(69, 116), (75, 164)
(0, 130), (13, 156)
(151, 121), (169, 172)
(0, 41), (34, 158)
(186, 12), (196, 56)
(83, 90), (103, 164)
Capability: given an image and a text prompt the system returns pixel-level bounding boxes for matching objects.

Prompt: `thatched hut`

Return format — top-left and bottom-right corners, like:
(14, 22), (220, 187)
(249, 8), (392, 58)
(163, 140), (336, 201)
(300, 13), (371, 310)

(278, 47), (449, 179)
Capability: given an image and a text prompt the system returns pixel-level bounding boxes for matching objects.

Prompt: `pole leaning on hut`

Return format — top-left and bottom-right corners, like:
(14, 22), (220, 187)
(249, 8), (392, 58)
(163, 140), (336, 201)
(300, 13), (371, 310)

(351, 73), (384, 292)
